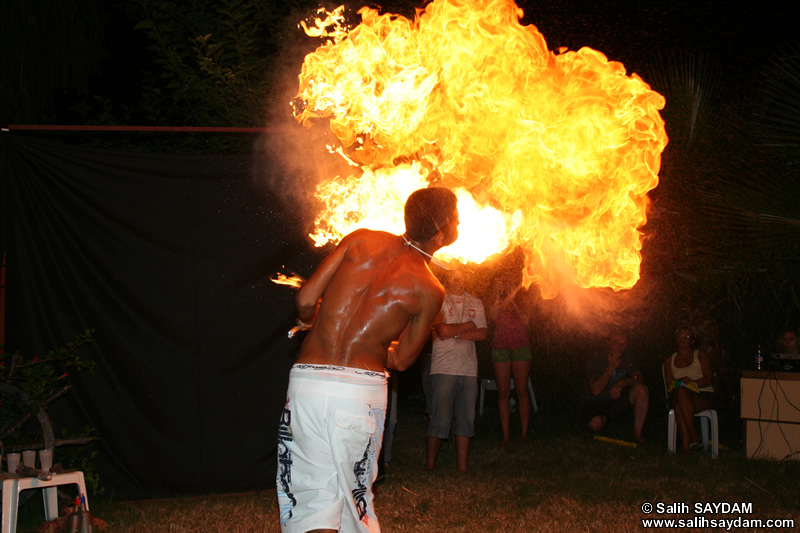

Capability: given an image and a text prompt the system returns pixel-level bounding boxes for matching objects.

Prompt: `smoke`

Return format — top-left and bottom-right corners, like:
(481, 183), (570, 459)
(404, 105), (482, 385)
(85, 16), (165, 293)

(459, 245), (660, 338)
(550, 283), (657, 338)
(251, 5), (353, 235)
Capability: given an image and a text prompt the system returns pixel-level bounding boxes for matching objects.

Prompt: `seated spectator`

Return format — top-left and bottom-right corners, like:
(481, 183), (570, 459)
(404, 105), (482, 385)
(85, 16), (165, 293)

(663, 326), (715, 453)
(777, 328), (799, 355)
(581, 330), (649, 443)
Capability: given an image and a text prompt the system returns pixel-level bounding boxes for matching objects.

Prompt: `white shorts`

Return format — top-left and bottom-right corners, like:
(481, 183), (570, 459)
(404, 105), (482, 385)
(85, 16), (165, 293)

(277, 364), (388, 533)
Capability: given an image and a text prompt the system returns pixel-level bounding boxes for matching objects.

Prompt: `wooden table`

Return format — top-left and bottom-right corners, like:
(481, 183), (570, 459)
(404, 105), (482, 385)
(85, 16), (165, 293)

(740, 370), (800, 460)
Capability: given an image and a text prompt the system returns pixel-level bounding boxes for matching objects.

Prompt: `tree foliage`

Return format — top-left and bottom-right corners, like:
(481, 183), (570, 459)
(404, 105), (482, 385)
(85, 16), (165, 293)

(118, 0), (321, 128)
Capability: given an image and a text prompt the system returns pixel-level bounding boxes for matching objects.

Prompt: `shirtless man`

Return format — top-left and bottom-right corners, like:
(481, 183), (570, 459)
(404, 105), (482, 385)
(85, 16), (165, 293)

(277, 187), (459, 533)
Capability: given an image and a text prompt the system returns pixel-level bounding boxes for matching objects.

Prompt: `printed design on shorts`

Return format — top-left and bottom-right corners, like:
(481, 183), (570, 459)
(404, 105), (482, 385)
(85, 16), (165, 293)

(295, 364), (346, 372)
(277, 400), (296, 521)
(351, 439), (373, 523)
(354, 369), (389, 380)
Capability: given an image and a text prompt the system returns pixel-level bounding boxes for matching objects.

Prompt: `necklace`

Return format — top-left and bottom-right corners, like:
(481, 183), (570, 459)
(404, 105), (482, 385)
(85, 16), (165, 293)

(402, 235), (451, 270)
(402, 235), (433, 260)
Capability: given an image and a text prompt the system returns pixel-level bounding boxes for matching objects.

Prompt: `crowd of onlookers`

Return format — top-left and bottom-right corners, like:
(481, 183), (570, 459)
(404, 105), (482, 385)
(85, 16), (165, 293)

(384, 267), (800, 472)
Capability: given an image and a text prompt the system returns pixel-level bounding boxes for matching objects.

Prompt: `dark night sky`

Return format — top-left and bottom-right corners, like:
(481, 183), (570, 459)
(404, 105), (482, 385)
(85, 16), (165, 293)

(102, 0), (795, 91)
(516, 0), (794, 83)
(18, 0), (796, 126)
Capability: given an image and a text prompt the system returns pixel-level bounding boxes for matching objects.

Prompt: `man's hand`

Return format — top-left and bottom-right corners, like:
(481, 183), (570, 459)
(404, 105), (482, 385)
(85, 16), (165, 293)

(609, 380), (624, 399)
(287, 317), (314, 339)
(606, 352), (622, 374)
(434, 321), (476, 340)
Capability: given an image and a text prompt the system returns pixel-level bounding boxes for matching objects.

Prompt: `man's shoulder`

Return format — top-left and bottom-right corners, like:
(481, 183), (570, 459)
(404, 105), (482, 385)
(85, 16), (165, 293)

(342, 229), (405, 262)
(351, 229), (443, 297)
(344, 228), (398, 246)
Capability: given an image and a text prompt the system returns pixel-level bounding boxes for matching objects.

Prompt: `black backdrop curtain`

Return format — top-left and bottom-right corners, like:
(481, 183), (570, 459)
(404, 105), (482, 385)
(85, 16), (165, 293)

(1, 132), (321, 499)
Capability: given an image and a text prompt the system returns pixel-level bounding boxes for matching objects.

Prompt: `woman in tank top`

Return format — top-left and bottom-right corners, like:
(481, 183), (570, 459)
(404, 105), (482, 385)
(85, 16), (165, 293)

(663, 326), (715, 453)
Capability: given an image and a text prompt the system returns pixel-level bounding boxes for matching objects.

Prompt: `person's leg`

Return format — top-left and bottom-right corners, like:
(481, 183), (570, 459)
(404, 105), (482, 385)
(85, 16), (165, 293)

(588, 414), (607, 432)
(691, 392), (713, 413)
(628, 383), (649, 442)
(456, 435), (470, 472)
(278, 370), (342, 532)
(452, 376), (478, 472)
(510, 359), (532, 441)
(689, 392), (714, 448)
(581, 401), (608, 432)
(426, 374), (455, 471)
(671, 387), (699, 452)
(426, 435), (443, 471)
(493, 360), (512, 444)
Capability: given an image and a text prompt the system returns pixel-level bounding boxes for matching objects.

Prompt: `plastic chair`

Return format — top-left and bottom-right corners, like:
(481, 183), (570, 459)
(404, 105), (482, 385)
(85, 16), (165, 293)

(1, 471), (89, 533)
(662, 365), (719, 459)
(479, 377), (539, 415)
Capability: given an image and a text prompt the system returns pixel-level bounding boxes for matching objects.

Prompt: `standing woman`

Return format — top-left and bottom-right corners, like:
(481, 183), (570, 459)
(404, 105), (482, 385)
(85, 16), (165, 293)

(489, 276), (532, 445)
(663, 326), (715, 453)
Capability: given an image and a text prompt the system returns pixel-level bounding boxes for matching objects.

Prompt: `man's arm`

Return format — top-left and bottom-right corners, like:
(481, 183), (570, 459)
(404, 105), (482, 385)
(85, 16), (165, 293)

(610, 373), (643, 391)
(608, 356), (644, 398)
(433, 321), (477, 339)
(456, 326), (487, 342)
(295, 235), (352, 326)
(589, 353), (620, 396)
(434, 295), (487, 341)
(663, 359), (674, 385)
(387, 290), (444, 371)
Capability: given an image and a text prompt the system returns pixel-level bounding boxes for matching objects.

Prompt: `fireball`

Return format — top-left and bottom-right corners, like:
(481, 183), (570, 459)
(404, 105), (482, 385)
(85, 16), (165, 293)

(292, 0), (667, 298)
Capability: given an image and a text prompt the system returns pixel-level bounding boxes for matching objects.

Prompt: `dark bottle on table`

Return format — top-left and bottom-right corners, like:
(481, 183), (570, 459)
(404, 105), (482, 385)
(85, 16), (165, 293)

(78, 494), (93, 533)
(65, 497), (81, 533)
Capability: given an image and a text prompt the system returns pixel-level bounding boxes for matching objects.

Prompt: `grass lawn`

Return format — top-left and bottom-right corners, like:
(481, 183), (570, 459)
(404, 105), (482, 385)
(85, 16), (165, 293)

(11, 389), (800, 532)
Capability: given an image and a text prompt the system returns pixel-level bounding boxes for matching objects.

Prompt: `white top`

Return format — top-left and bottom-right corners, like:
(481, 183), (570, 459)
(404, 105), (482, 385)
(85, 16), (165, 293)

(431, 291), (487, 377)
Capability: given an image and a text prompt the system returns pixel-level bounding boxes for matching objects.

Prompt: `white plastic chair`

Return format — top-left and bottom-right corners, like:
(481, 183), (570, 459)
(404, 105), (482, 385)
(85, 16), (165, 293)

(479, 377), (539, 415)
(1, 471), (89, 533)
(662, 365), (719, 459)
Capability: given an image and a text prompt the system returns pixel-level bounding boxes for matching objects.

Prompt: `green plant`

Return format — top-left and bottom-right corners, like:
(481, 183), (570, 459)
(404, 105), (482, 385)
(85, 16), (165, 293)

(0, 330), (98, 475)
(56, 425), (104, 497)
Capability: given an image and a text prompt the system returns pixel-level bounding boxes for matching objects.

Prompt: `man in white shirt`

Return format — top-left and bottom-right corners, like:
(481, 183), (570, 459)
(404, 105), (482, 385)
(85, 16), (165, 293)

(425, 269), (487, 472)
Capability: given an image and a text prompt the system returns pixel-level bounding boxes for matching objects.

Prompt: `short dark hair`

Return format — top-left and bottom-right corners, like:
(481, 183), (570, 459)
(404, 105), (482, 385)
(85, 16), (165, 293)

(404, 187), (457, 243)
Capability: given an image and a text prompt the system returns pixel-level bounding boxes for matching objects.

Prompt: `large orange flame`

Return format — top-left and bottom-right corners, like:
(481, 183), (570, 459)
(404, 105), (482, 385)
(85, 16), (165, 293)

(292, 0), (667, 298)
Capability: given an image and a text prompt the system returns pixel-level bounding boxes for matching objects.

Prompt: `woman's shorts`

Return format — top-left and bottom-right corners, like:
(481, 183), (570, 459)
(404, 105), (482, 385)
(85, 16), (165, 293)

(491, 346), (532, 363)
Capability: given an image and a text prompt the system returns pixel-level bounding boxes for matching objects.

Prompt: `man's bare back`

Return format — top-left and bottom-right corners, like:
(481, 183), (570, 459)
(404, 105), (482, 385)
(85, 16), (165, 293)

(276, 188), (457, 531)
(295, 229), (446, 372)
